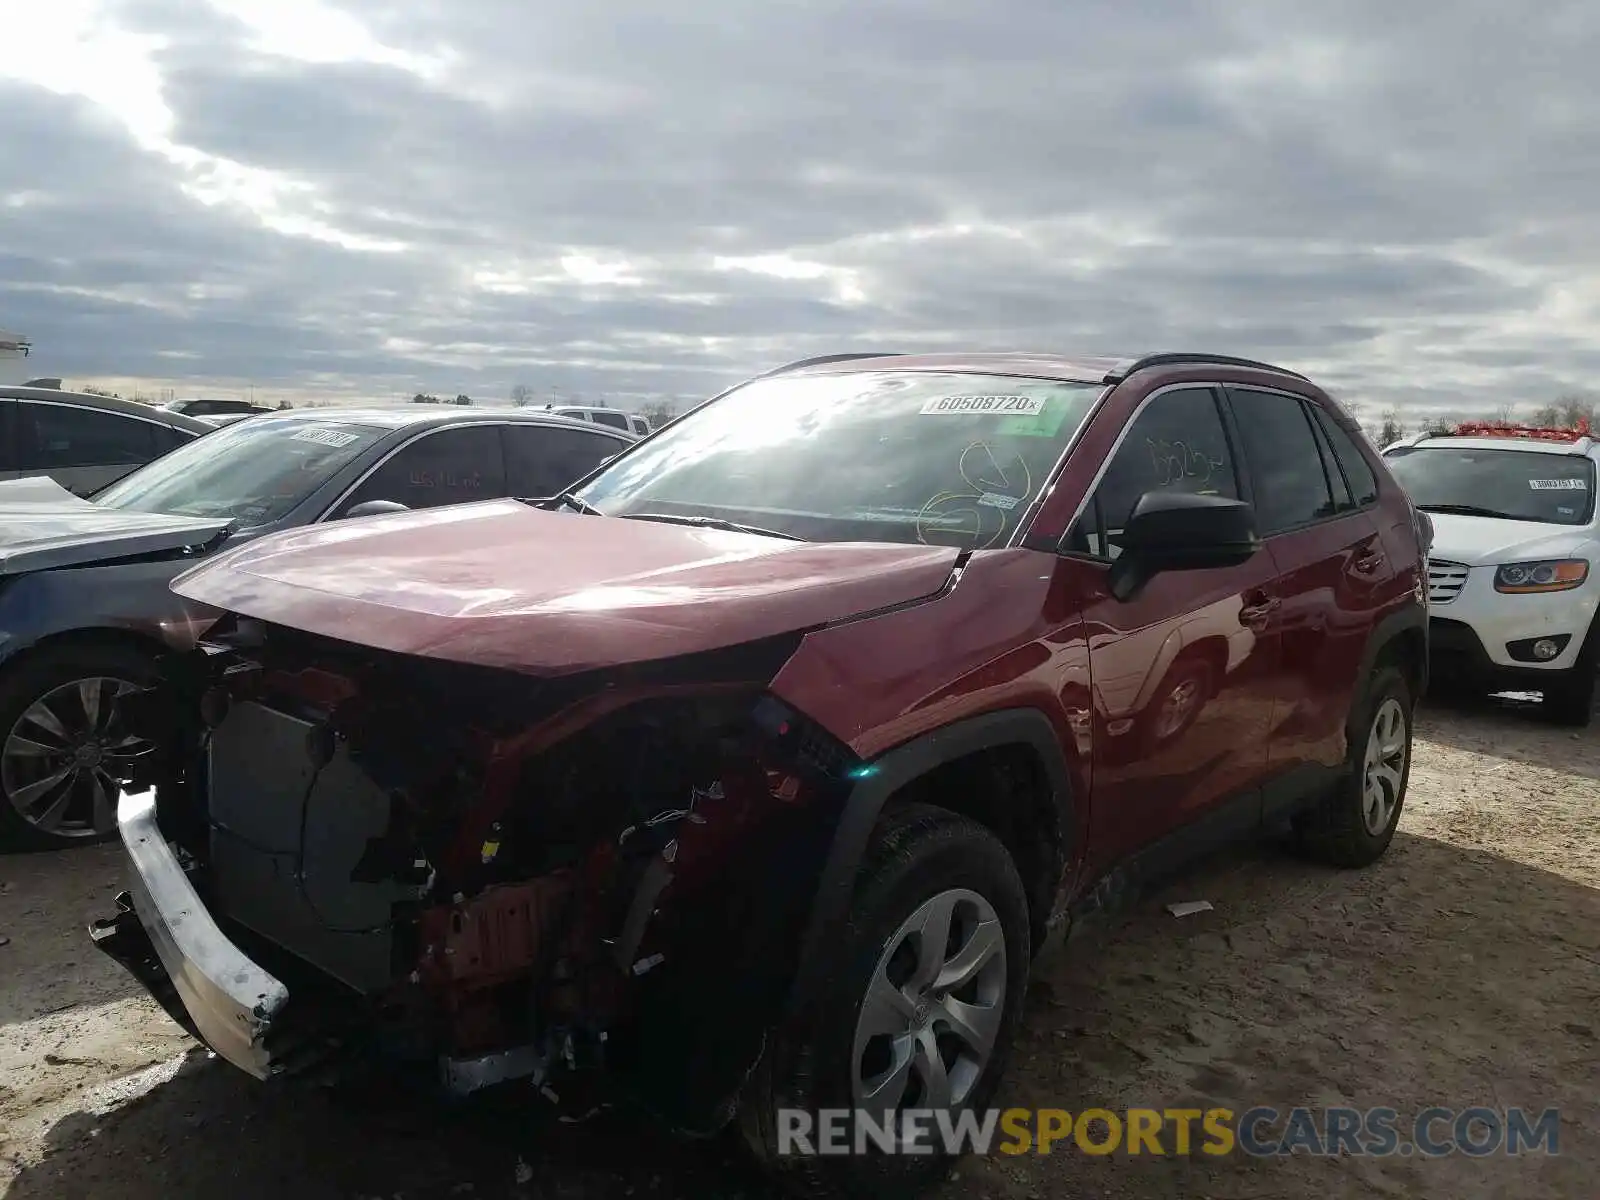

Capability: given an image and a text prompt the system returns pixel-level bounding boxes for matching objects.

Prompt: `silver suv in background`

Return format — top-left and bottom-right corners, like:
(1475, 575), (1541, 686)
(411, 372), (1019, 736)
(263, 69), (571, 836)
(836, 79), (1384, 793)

(541, 404), (651, 436)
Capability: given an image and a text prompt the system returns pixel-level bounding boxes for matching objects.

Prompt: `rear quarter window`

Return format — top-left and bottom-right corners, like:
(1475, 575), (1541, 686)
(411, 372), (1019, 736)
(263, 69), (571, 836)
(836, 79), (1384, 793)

(1314, 410), (1380, 505)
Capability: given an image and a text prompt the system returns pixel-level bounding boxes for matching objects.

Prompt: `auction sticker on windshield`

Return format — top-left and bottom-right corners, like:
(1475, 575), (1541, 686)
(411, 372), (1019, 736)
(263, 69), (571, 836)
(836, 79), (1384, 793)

(291, 427), (362, 449)
(1529, 478), (1587, 490)
(921, 394), (1046, 416)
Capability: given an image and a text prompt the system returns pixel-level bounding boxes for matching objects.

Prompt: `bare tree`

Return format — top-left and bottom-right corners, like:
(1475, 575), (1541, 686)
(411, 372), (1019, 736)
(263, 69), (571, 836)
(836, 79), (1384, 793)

(1377, 409), (1408, 446)
(640, 400), (675, 428)
(1531, 393), (1597, 429)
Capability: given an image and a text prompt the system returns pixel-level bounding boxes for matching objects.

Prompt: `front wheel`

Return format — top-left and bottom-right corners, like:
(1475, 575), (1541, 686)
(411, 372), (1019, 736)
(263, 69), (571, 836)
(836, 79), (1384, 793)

(738, 803), (1031, 1199)
(1542, 669), (1596, 727)
(1541, 618), (1599, 727)
(0, 643), (161, 851)
(1294, 664), (1414, 868)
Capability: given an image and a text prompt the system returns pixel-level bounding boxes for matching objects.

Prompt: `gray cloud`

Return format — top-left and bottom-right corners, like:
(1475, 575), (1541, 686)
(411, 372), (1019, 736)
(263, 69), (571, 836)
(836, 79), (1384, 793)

(4, 0), (1600, 419)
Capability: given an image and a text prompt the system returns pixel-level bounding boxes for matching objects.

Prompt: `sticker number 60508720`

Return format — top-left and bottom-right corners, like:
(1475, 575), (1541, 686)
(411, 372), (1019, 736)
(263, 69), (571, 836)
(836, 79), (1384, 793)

(920, 395), (1046, 416)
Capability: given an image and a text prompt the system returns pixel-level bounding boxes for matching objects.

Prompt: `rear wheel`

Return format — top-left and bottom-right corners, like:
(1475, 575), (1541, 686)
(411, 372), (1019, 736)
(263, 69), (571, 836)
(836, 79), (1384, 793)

(1294, 664), (1413, 868)
(737, 803), (1031, 1199)
(0, 644), (160, 850)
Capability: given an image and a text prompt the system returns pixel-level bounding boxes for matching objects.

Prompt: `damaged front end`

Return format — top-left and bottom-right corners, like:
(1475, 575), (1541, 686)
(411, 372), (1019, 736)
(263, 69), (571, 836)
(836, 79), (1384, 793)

(93, 614), (862, 1130)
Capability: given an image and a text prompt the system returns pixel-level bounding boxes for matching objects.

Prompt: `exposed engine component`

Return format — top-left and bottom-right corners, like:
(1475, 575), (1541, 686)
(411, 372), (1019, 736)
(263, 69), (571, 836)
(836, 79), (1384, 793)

(132, 616), (856, 1112)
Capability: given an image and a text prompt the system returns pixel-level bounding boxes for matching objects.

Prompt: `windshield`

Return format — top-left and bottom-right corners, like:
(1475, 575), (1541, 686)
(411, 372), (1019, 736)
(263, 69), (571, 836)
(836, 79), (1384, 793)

(1385, 446), (1596, 525)
(95, 417), (389, 524)
(574, 371), (1103, 547)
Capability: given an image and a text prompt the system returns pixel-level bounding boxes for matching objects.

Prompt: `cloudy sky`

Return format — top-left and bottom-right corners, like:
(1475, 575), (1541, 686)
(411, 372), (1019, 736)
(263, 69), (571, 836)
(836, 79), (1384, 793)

(4, 0), (1600, 417)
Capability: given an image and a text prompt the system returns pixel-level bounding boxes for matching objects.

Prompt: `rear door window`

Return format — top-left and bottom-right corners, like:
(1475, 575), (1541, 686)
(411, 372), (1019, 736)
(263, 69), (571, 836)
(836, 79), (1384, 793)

(504, 425), (626, 496)
(17, 401), (157, 468)
(333, 425), (507, 515)
(590, 411), (630, 431)
(1226, 388), (1338, 534)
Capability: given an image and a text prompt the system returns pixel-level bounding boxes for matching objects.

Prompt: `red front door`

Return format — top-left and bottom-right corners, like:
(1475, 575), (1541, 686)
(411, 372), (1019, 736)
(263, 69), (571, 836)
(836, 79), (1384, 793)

(1058, 384), (1280, 876)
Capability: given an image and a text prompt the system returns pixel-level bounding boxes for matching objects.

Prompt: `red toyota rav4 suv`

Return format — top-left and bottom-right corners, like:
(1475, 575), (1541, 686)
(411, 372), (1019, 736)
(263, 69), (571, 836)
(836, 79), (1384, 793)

(95, 352), (1428, 1198)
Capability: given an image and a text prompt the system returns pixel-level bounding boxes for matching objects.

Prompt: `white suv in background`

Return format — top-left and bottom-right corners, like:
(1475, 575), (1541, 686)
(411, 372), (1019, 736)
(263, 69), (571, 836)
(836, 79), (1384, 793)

(1383, 423), (1600, 725)
(542, 404), (651, 436)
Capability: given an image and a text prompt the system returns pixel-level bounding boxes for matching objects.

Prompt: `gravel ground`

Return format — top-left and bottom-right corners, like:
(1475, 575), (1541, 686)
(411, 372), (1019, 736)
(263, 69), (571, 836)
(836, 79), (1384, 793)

(2, 695), (1596, 1200)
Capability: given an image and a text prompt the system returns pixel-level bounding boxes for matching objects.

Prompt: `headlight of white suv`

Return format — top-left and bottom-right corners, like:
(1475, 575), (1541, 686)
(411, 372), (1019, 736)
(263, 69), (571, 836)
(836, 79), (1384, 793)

(1493, 558), (1589, 594)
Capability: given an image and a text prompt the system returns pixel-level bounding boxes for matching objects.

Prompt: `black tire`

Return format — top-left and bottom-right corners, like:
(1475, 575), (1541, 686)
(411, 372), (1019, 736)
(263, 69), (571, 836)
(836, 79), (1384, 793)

(1294, 664), (1414, 869)
(1540, 622), (1598, 727)
(737, 803), (1031, 1200)
(0, 641), (161, 852)
(1542, 668), (1596, 727)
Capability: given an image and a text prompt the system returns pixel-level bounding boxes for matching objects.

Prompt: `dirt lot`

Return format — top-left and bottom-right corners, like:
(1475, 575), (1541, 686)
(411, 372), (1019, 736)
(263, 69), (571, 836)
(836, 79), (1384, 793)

(2, 696), (1596, 1200)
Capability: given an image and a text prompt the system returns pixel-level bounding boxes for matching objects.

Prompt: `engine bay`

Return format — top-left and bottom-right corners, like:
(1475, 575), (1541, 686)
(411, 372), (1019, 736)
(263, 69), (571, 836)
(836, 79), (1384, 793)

(129, 612), (858, 1127)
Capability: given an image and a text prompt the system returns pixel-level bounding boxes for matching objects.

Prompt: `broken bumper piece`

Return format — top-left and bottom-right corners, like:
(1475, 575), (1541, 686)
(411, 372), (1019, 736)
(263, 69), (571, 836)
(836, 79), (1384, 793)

(95, 786), (290, 1079)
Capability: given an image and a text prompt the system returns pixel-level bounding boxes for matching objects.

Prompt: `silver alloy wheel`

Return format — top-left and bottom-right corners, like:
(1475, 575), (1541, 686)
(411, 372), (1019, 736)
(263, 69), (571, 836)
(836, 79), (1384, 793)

(2, 676), (155, 838)
(1153, 676), (1203, 740)
(1361, 696), (1408, 835)
(851, 887), (1007, 1137)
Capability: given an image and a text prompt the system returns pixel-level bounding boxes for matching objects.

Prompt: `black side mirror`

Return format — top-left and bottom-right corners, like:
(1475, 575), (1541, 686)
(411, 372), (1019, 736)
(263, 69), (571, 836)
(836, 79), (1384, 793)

(341, 499), (411, 519)
(1105, 491), (1261, 601)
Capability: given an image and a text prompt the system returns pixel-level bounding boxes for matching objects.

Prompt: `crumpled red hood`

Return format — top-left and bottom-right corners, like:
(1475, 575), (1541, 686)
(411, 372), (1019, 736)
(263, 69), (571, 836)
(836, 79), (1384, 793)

(169, 500), (960, 675)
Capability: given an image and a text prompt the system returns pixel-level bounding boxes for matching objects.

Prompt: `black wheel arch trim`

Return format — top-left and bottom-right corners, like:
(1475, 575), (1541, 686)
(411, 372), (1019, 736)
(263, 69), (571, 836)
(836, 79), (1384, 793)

(1358, 600), (1428, 699)
(785, 707), (1076, 1017)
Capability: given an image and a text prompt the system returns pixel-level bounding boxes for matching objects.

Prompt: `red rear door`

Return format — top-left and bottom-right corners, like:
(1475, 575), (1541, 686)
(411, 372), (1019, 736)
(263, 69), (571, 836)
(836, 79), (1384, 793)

(1224, 386), (1390, 808)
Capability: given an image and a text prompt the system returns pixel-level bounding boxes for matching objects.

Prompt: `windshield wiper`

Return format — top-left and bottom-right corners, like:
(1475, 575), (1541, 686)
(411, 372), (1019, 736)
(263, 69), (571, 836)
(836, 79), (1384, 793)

(1416, 503), (1520, 520)
(620, 512), (803, 540)
(525, 492), (601, 515)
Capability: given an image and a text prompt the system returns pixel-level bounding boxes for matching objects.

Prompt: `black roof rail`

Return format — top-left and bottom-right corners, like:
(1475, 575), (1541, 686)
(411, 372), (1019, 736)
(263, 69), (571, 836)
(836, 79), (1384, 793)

(763, 352), (904, 376)
(1103, 353), (1308, 384)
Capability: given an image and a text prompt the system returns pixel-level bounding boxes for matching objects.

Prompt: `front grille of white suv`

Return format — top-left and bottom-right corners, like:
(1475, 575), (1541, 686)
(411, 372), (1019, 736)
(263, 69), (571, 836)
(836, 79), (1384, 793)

(1427, 559), (1469, 604)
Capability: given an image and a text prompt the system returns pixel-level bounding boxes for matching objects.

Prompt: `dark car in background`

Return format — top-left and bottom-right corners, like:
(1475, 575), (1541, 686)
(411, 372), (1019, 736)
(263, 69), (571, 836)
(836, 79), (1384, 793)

(159, 397), (276, 419)
(0, 406), (633, 848)
(0, 385), (211, 495)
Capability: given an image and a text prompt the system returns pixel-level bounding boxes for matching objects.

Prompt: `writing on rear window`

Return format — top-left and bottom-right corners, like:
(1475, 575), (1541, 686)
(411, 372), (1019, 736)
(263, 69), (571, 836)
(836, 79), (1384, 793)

(291, 427), (361, 449)
(1529, 478), (1587, 490)
(977, 491), (1021, 511)
(920, 395), (1046, 416)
